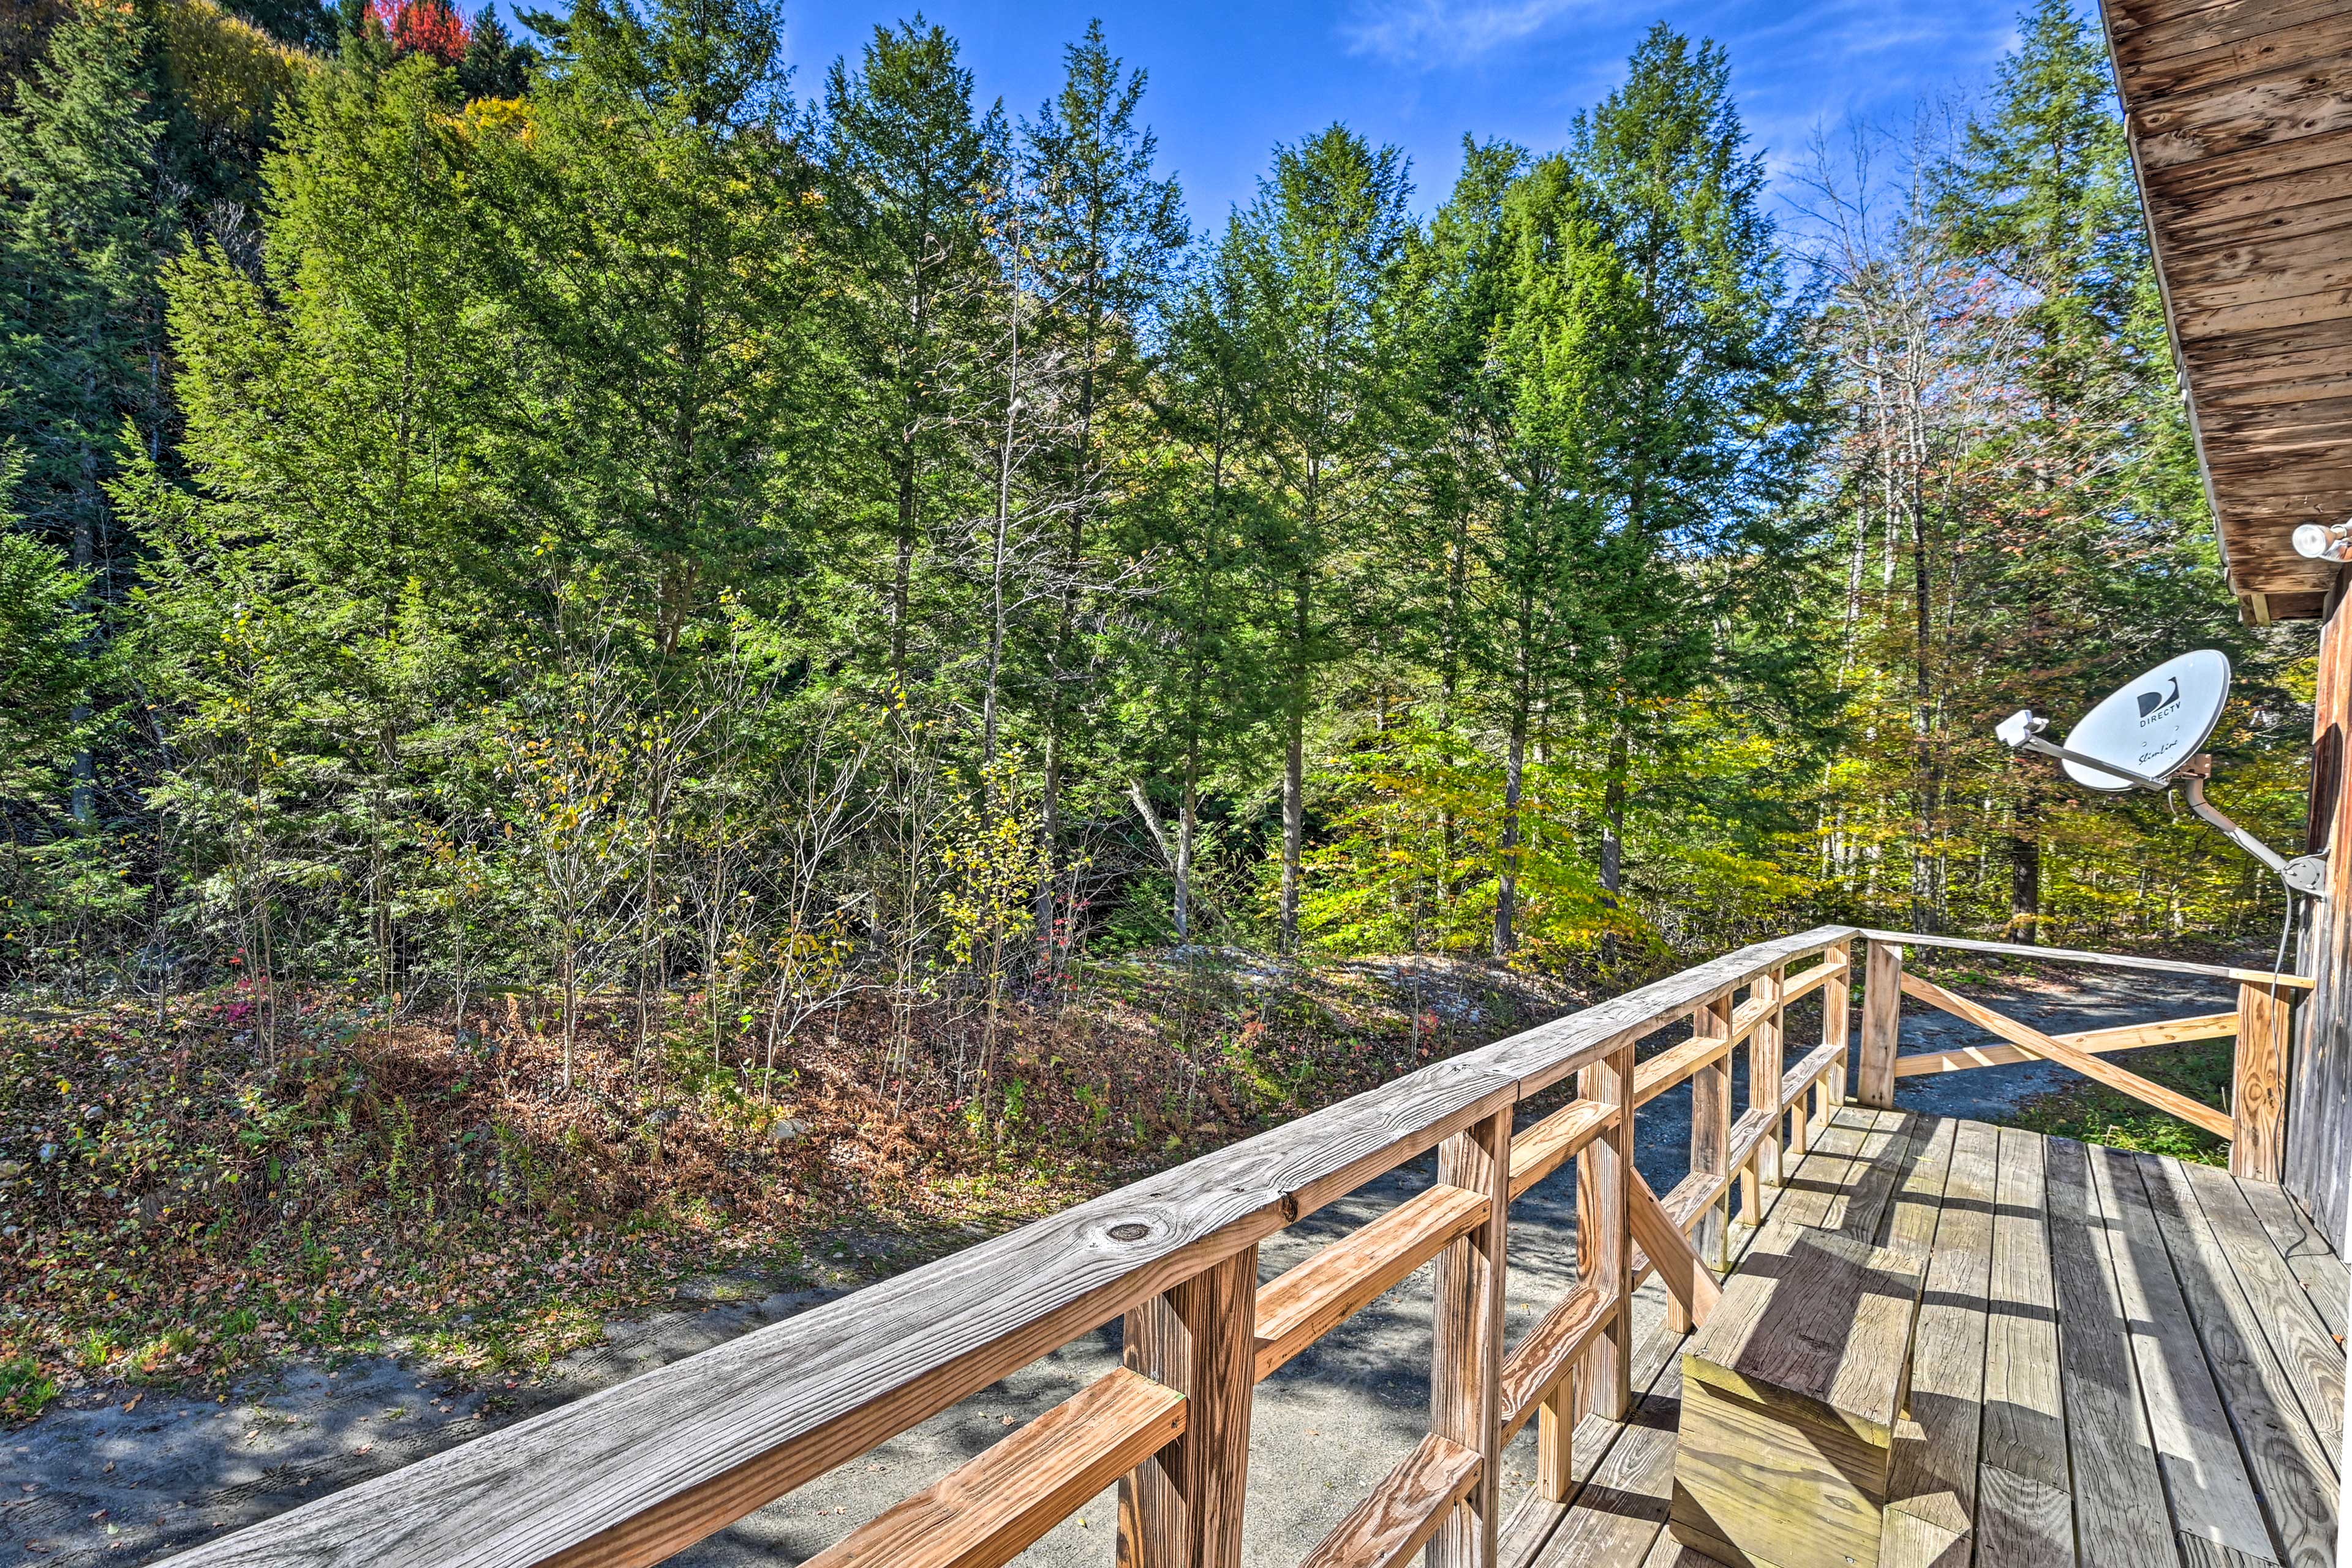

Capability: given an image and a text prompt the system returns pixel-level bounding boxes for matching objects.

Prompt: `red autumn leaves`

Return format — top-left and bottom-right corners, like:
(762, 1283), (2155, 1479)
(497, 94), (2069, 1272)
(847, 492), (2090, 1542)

(368, 0), (474, 65)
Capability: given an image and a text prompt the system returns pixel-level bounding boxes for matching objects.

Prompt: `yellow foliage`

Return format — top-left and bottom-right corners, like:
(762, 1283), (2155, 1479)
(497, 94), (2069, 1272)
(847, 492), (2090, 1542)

(156, 0), (312, 140)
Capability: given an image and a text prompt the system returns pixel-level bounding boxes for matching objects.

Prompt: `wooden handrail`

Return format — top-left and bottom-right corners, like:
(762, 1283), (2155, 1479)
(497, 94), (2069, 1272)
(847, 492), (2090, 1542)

(1254, 1185), (1488, 1381)
(1297, 1433), (1481, 1568)
(1893, 1012), (2237, 1077)
(155, 913), (2280, 1568)
(1858, 929), (2311, 989)
(1899, 970), (2234, 1139)
(156, 929), (1852, 1568)
(805, 1368), (1185, 1568)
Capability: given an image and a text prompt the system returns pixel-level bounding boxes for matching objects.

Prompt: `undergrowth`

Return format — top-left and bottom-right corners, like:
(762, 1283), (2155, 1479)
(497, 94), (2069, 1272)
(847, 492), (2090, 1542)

(0, 954), (1574, 1420)
(2007, 1038), (2234, 1166)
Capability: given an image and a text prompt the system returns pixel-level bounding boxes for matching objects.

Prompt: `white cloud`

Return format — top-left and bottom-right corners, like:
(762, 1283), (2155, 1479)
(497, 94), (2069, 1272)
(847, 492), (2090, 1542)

(1341, 0), (1599, 68)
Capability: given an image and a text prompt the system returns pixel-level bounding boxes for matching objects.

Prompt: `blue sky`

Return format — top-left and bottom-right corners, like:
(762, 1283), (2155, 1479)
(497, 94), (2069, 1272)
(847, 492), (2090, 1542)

(756, 0), (2038, 227)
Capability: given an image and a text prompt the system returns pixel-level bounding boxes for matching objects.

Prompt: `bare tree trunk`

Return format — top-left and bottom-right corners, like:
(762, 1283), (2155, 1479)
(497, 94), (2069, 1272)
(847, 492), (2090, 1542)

(1599, 722), (1627, 968)
(1494, 627), (1530, 959)
(1177, 761), (1196, 942)
(1280, 565), (1309, 954)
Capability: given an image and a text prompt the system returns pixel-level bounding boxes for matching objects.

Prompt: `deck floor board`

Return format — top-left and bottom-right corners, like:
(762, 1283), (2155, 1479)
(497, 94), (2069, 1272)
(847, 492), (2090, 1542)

(1501, 1111), (2345, 1568)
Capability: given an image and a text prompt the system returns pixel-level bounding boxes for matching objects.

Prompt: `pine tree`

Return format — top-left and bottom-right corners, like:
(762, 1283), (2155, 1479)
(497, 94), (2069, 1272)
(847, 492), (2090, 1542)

(1570, 26), (1818, 946)
(820, 20), (997, 691)
(1017, 19), (1186, 963)
(1, 0), (167, 824)
(1237, 124), (1410, 953)
(458, 6), (532, 98)
(1933, 0), (2237, 940)
(1, 0), (165, 575)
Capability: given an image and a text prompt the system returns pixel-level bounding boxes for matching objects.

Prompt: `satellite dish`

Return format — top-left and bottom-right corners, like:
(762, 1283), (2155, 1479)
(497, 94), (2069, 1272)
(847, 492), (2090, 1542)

(1994, 649), (2328, 899)
(2058, 649), (2230, 793)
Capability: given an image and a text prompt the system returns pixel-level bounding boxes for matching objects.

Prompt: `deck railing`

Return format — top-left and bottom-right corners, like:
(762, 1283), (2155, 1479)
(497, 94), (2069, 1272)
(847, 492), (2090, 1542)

(157, 924), (2305, 1568)
(1852, 930), (2310, 1182)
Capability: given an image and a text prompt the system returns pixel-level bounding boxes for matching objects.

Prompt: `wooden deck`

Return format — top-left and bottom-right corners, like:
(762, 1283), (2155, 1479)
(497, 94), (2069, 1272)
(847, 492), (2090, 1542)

(1501, 1109), (2346, 1568)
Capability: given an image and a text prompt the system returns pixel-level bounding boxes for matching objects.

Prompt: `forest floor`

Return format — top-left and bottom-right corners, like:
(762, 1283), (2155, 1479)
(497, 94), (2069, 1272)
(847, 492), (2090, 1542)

(0, 952), (2253, 1565)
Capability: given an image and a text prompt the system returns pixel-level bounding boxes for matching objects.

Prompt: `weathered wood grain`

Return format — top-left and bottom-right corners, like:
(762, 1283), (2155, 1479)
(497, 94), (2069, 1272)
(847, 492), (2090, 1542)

(1861, 940), (1903, 1107)
(1747, 966), (1785, 1211)
(1633, 1032), (1735, 1110)
(2229, 1174), (2348, 1341)
(1631, 1167), (1721, 1331)
(2180, 1159), (2344, 1453)
(1672, 1369), (1901, 1568)
(1856, 929), (2310, 989)
(1500, 1282), (1608, 1441)
(1295, 1433), (1479, 1568)
(1251, 1185), (1487, 1382)
(1773, 951), (1844, 1008)
(809, 1368), (1185, 1568)
(1982, 1129), (2068, 1490)
(1537, 1381), (1575, 1502)
(1578, 1040), (1637, 1425)
(1519, 1105), (1856, 1568)
(1893, 1012), (2239, 1077)
(1777, 1037), (1841, 1107)
(1509, 1098), (1616, 1200)
(1823, 938), (1852, 1107)
(1428, 1107), (1510, 1568)
(2117, 3), (2352, 97)
(2087, 1147), (2277, 1566)
(1974, 1463), (2074, 1568)
(1879, 1114), (1956, 1261)
(1526, 1398), (1681, 1568)
(1120, 1247), (1255, 1568)
(2231, 982), (2292, 1182)
(1681, 1225), (1924, 1444)
(2133, 59), (2352, 173)
(2043, 1137), (2177, 1568)
(1901, 971), (2234, 1137)
(2109, 0), (2350, 57)
(2138, 1152), (2339, 1568)
(1822, 1109), (1912, 1241)
(1691, 995), (1735, 1278)
(1883, 1120), (1997, 1556)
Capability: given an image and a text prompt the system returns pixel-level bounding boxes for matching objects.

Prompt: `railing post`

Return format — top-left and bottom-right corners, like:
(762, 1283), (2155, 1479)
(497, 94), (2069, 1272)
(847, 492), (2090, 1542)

(1746, 967), (1786, 1219)
(1430, 1106), (1511, 1568)
(1575, 1039), (1635, 1428)
(1118, 1246), (1257, 1568)
(1690, 993), (1735, 1299)
(2230, 981), (2293, 1183)
(1823, 936), (1852, 1117)
(1858, 938), (1901, 1108)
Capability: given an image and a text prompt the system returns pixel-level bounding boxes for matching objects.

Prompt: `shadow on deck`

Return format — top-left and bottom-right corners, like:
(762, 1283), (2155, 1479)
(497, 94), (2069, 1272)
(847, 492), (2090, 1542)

(1503, 1109), (2346, 1568)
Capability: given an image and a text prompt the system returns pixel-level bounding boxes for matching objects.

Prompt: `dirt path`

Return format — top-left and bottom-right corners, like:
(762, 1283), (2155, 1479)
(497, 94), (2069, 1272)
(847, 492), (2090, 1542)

(2, 964), (2244, 1566)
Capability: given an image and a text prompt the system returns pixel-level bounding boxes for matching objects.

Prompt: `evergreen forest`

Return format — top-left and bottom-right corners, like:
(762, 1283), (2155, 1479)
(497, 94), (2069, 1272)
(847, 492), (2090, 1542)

(0, 0), (2323, 1407)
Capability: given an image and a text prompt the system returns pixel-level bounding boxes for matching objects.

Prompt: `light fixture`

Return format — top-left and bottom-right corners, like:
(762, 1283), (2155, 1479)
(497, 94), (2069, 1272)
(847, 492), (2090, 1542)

(2292, 520), (2352, 561)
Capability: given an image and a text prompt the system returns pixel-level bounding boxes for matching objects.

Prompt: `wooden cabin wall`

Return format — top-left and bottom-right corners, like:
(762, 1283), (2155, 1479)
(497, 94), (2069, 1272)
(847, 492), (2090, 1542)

(2289, 589), (2351, 1250)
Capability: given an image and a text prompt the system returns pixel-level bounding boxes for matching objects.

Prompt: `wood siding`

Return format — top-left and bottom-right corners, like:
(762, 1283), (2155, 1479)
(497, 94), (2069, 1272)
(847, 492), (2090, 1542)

(2288, 590), (2351, 1248)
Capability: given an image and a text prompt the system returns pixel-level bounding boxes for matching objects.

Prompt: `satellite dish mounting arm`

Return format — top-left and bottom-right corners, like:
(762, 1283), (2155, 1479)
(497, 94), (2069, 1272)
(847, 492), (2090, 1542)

(1996, 709), (2329, 899)
(2174, 757), (2331, 896)
(1993, 710), (2168, 791)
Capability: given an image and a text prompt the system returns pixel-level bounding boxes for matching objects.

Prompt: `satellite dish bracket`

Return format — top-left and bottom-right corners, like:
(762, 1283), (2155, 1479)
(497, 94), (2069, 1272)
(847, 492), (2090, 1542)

(1996, 711), (2168, 791)
(2176, 758), (2331, 899)
(1997, 704), (2329, 899)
